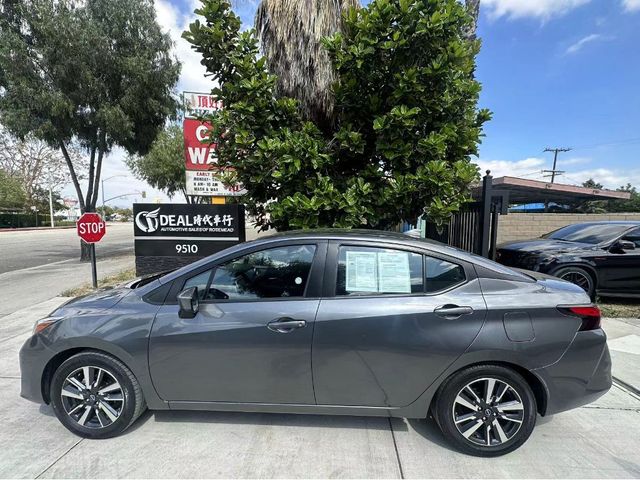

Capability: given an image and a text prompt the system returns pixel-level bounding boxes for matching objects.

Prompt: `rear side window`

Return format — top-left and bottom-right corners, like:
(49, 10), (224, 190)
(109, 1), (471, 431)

(209, 245), (317, 300)
(425, 256), (466, 293)
(336, 246), (423, 296)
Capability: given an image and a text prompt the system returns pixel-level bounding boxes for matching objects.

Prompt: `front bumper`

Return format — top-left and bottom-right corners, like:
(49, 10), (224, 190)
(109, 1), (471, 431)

(535, 329), (612, 415)
(19, 334), (56, 404)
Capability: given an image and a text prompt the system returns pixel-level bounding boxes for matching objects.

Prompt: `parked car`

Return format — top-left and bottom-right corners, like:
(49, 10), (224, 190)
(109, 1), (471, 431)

(496, 221), (640, 299)
(20, 230), (611, 457)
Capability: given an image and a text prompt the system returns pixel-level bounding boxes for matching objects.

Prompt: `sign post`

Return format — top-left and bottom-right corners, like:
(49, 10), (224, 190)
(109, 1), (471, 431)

(77, 213), (107, 288)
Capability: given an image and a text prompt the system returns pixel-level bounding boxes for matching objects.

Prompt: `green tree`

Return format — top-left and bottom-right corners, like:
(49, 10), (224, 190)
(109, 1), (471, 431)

(0, 168), (26, 209)
(184, 0), (489, 231)
(608, 184), (640, 213)
(0, 0), (180, 257)
(126, 125), (191, 202)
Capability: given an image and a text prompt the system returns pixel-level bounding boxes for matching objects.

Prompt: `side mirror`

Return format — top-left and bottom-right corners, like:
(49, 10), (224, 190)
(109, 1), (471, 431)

(177, 287), (199, 319)
(611, 240), (636, 252)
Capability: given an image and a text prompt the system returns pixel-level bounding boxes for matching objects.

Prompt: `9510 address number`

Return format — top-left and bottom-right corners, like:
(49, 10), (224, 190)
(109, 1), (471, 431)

(176, 244), (199, 254)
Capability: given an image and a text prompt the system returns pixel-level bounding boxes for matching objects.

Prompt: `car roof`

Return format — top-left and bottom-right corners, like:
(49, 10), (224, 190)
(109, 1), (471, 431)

(562, 221), (640, 226)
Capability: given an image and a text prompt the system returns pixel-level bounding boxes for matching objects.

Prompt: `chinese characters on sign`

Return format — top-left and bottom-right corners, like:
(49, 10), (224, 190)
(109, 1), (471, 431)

(183, 91), (223, 119)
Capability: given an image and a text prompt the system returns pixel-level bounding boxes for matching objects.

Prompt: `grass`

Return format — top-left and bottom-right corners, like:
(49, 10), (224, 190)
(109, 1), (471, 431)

(598, 297), (640, 319)
(61, 268), (136, 297)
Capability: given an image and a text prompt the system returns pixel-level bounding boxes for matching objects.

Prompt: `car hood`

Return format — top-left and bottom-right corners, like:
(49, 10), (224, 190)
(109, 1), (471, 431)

(497, 238), (591, 254)
(53, 286), (132, 317)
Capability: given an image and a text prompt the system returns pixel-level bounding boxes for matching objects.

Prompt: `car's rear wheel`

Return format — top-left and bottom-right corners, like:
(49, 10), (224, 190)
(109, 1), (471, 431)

(434, 365), (537, 457)
(554, 266), (595, 299)
(50, 351), (146, 438)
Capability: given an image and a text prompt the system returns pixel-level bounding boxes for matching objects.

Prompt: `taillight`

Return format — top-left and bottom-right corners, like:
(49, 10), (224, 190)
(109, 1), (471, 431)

(558, 306), (601, 331)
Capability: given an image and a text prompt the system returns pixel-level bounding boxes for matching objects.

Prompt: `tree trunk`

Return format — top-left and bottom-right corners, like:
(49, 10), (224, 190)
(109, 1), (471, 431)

(80, 240), (92, 262)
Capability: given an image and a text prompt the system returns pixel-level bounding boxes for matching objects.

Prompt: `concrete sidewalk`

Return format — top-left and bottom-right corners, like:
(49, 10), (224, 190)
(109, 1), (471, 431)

(1, 300), (638, 478)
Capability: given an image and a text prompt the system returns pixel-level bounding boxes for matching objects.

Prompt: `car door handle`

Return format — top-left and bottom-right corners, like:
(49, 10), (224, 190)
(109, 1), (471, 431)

(267, 318), (307, 333)
(434, 305), (474, 319)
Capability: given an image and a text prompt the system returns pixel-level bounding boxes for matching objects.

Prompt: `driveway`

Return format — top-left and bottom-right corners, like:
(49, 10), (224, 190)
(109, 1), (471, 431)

(1, 297), (639, 478)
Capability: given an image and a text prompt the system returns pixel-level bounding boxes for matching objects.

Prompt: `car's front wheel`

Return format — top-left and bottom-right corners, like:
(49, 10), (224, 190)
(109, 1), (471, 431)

(434, 365), (537, 457)
(50, 351), (146, 438)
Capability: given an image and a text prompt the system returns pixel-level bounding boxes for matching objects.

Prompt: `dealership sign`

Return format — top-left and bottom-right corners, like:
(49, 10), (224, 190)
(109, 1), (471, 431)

(183, 91), (223, 119)
(133, 203), (246, 261)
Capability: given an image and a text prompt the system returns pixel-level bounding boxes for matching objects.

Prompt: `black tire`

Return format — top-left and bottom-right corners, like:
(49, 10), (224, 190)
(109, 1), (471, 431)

(553, 266), (596, 299)
(434, 365), (537, 457)
(50, 351), (146, 439)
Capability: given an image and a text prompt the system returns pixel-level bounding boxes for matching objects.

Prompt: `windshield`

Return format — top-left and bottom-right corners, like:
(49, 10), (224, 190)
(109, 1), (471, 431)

(543, 224), (631, 245)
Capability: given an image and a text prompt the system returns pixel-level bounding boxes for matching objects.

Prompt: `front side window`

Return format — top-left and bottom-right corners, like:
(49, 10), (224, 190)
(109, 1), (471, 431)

(425, 256), (466, 293)
(336, 246), (424, 296)
(621, 227), (640, 248)
(209, 245), (317, 300)
(183, 269), (214, 300)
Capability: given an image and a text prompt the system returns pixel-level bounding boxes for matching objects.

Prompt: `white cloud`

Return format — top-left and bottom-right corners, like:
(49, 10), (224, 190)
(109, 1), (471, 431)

(622, 0), (640, 12)
(565, 34), (609, 55)
(476, 157), (547, 178)
(155, 0), (214, 93)
(482, 0), (591, 20)
(475, 157), (639, 190)
(563, 168), (640, 189)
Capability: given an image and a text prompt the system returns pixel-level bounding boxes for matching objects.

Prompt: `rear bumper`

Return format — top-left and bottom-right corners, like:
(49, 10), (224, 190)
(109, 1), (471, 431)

(534, 329), (611, 415)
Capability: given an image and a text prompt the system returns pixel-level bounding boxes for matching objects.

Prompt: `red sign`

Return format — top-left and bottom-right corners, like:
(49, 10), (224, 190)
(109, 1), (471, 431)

(77, 213), (106, 243)
(184, 118), (218, 171)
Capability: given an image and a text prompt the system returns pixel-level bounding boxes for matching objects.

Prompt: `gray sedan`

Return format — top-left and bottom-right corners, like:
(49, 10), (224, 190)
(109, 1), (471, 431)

(20, 230), (611, 457)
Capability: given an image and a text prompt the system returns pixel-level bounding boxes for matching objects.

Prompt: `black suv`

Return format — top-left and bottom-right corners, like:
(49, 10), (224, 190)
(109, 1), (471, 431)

(496, 221), (640, 299)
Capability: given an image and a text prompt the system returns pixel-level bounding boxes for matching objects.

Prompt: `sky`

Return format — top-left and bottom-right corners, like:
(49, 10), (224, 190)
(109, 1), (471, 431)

(70, 0), (640, 207)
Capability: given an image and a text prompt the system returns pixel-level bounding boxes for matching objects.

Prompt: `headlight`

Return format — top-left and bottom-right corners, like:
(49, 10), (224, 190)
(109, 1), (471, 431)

(33, 317), (63, 335)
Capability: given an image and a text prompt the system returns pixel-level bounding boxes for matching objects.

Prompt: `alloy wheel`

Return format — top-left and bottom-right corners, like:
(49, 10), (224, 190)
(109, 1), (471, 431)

(559, 271), (591, 292)
(451, 377), (525, 447)
(60, 366), (124, 429)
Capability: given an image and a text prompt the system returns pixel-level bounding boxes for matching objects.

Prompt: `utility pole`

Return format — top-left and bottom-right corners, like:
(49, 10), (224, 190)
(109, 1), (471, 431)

(543, 147), (572, 183)
(48, 185), (55, 228)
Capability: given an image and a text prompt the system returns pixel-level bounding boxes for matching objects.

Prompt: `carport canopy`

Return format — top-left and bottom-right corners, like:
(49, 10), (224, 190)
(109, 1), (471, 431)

(474, 176), (631, 204)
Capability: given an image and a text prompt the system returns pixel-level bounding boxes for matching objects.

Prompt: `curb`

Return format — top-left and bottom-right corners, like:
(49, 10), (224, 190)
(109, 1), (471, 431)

(0, 226), (75, 233)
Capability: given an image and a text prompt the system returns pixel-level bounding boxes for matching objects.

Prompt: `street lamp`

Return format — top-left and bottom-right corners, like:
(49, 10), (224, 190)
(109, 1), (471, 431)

(101, 175), (128, 213)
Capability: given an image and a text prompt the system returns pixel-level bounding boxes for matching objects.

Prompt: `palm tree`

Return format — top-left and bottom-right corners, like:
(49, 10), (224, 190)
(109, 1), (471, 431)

(463, 0), (480, 40)
(255, 0), (359, 130)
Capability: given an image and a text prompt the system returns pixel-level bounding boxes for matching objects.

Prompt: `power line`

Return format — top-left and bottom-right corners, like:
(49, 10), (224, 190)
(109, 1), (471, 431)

(571, 137), (640, 151)
(543, 147), (572, 183)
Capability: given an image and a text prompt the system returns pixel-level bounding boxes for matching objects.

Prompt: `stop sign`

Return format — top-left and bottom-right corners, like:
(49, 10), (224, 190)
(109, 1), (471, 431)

(77, 213), (107, 243)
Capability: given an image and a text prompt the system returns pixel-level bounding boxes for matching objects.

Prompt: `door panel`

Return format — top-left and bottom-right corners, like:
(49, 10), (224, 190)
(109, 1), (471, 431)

(149, 300), (319, 403)
(594, 228), (640, 293)
(148, 241), (326, 404)
(312, 284), (487, 407)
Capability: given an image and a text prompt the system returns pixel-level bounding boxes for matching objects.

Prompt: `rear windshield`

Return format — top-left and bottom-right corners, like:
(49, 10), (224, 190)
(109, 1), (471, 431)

(543, 224), (630, 245)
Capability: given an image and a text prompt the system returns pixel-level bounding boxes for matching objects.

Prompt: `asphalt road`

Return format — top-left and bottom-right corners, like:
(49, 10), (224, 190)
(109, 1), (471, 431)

(0, 224), (135, 318)
(0, 224), (134, 274)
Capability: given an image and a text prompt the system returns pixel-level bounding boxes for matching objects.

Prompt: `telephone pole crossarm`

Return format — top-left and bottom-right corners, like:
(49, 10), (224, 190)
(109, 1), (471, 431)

(543, 147), (572, 183)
